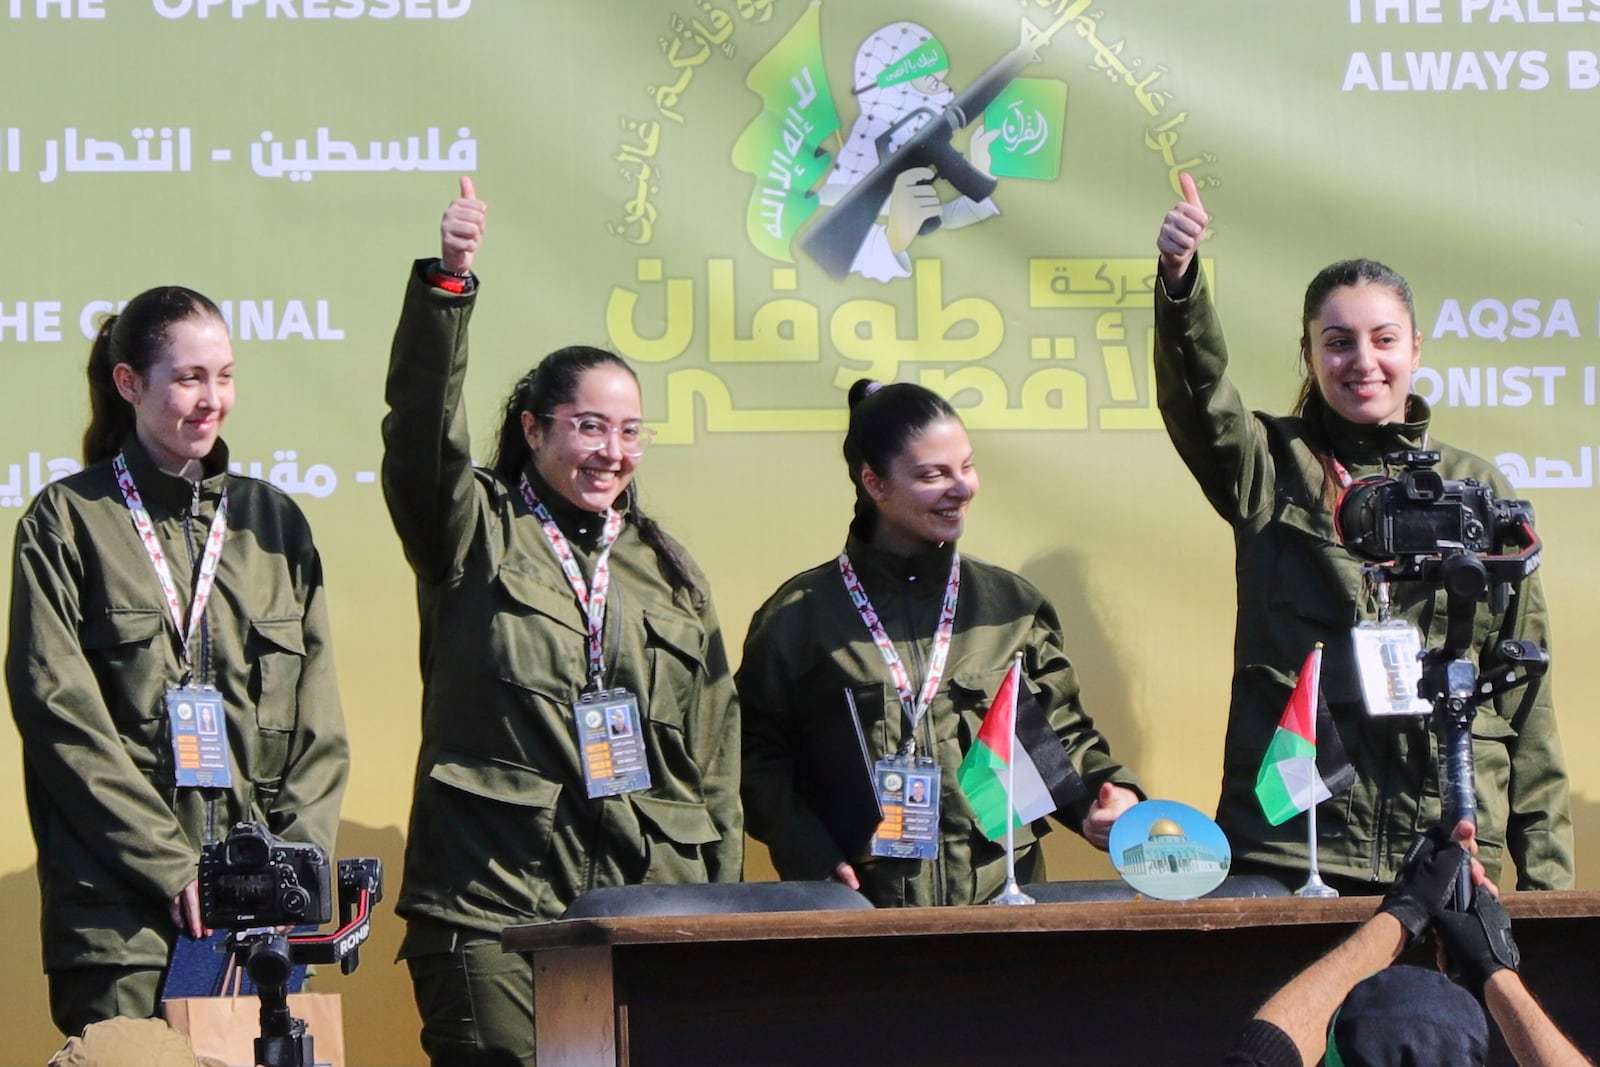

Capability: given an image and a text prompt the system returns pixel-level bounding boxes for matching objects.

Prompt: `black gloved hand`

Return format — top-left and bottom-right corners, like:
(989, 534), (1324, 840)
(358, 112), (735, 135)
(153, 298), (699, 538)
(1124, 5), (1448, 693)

(1434, 885), (1521, 999)
(1378, 827), (1466, 942)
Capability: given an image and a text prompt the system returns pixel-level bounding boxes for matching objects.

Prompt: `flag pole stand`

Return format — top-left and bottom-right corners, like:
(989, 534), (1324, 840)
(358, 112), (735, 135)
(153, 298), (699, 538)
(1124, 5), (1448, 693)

(990, 663), (1035, 906)
(989, 824), (1036, 906)
(1294, 795), (1339, 899)
(991, 880), (1036, 906)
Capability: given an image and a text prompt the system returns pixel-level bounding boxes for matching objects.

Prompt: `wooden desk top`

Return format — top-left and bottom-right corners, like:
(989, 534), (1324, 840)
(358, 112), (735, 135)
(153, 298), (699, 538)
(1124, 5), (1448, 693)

(503, 888), (1600, 953)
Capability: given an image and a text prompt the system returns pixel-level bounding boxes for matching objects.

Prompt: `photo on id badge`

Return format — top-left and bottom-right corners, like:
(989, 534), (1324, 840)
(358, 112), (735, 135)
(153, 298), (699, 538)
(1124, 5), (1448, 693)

(905, 774), (931, 808)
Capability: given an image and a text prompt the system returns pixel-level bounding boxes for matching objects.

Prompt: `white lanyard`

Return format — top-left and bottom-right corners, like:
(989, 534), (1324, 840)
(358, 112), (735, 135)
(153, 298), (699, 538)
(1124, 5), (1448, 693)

(112, 452), (228, 674)
(520, 476), (624, 689)
(837, 551), (960, 751)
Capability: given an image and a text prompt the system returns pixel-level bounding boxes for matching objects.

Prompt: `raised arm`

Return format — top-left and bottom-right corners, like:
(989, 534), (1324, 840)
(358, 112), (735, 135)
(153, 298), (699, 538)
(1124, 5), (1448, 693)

(1488, 973), (1594, 1067)
(381, 176), (489, 582)
(1435, 885), (1592, 1066)
(1157, 172), (1208, 296)
(1226, 832), (1467, 1066)
(1152, 175), (1276, 523)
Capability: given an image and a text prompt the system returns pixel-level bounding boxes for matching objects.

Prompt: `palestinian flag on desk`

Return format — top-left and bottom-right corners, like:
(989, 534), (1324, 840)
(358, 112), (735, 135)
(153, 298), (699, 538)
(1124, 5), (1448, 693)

(1255, 646), (1357, 826)
(957, 657), (1090, 841)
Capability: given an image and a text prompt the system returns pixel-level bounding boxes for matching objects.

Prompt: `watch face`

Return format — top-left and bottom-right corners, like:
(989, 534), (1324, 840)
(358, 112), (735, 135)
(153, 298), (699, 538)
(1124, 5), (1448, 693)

(1109, 799), (1232, 901)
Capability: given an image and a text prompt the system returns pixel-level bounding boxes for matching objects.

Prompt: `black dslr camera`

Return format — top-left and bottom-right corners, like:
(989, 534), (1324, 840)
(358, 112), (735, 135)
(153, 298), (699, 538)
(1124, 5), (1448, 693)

(197, 823), (384, 1067)
(199, 822), (333, 929)
(1334, 448), (1546, 910)
(1335, 450), (1539, 578)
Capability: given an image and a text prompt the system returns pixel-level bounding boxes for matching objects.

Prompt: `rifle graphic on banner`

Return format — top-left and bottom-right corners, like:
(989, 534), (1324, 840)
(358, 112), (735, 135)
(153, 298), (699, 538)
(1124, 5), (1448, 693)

(798, 4), (1084, 280)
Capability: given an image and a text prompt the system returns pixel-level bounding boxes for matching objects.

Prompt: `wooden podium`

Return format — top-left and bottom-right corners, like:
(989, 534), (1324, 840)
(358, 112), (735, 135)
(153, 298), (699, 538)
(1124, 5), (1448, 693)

(503, 891), (1600, 1066)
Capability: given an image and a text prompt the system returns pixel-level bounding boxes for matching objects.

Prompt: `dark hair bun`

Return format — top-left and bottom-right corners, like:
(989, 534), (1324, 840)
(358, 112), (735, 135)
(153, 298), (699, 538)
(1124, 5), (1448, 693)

(847, 379), (882, 409)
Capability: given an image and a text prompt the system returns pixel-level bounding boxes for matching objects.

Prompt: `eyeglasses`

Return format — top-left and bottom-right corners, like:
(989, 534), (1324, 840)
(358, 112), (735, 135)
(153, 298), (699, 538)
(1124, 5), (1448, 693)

(545, 414), (657, 457)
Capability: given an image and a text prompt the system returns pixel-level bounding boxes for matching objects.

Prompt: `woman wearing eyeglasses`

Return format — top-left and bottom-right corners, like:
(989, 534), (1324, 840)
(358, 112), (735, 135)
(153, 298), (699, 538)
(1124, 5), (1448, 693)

(382, 179), (742, 1067)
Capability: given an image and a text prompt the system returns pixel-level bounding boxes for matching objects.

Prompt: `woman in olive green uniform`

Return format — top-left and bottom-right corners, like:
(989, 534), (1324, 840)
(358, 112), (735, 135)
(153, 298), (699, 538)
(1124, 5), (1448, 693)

(1154, 175), (1572, 892)
(383, 179), (741, 1066)
(7, 286), (348, 1034)
(739, 380), (1141, 908)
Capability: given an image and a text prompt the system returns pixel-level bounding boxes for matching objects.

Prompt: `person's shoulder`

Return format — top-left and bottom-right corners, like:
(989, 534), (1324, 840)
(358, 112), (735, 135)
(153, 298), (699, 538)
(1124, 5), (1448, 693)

(1429, 437), (1510, 488)
(225, 471), (316, 525)
(637, 517), (702, 571)
(746, 558), (844, 627)
(16, 459), (116, 533)
(222, 474), (338, 563)
(1259, 411), (1317, 450)
(616, 514), (721, 603)
(959, 552), (1046, 605)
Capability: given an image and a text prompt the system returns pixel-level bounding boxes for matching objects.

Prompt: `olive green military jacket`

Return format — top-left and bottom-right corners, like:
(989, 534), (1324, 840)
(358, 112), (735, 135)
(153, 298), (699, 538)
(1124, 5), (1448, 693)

(382, 262), (741, 945)
(738, 532), (1141, 908)
(1154, 266), (1573, 889)
(7, 437), (348, 971)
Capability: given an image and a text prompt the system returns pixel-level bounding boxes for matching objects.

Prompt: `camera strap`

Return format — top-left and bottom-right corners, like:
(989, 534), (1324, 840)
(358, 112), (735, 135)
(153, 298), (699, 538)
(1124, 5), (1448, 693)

(837, 551), (961, 755)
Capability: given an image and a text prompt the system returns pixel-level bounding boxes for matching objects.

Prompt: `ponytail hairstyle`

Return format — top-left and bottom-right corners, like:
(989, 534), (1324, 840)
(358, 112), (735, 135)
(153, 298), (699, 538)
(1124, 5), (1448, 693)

(489, 346), (702, 602)
(1291, 258), (1418, 507)
(841, 378), (959, 538)
(82, 286), (226, 464)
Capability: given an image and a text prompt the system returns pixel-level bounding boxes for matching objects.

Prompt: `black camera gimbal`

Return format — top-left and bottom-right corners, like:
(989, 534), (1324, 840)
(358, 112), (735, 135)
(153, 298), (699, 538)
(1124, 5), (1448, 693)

(1339, 451), (1547, 907)
(219, 855), (382, 1067)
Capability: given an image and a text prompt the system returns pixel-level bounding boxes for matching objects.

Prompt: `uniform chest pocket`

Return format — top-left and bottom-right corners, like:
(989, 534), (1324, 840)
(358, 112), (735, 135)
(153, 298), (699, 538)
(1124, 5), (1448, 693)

(425, 750), (564, 897)
(1267, 498), (1360, 630)
(630, 793), (719, 884)
(947, 668), (1013, 749)
(248, 617), (305, 731)
(492, 565), (586, 699)
(81, 609), (168, 724)
(642, 608), (706, 730)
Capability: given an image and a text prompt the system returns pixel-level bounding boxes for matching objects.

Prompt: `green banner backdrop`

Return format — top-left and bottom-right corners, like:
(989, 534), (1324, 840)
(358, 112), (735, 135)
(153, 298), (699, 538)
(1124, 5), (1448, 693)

(3, 1), (1599, 1060)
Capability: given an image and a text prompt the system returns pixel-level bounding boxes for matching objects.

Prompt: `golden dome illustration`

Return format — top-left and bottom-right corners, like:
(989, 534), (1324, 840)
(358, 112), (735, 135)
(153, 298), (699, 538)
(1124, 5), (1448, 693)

(1147, 818), (1185, 839)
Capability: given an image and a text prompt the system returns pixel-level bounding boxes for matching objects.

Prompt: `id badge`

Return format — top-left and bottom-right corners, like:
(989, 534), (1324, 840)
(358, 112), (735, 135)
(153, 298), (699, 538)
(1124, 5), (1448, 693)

(870, 756), (940, 860)
(575, 689), (652, 798)
(167, 686), (233, 788)
(1351, 621), (1431, 716)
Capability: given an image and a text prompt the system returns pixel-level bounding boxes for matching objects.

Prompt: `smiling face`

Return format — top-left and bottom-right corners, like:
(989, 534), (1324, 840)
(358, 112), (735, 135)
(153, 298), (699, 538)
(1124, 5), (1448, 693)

(113, 315), (235, 473)
(862, 416), (978, 556)
(1304, 281), (1422, 426)
(525, 363), (642, 513)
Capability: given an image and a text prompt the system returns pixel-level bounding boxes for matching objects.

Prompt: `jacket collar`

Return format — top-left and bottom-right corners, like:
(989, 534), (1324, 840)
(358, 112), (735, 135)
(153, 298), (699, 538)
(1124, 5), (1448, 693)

(1322, 394), (1432, 468)
(519, 462), (629, 552)
(843, 525), (957, 591)
(117, 433), (230, 515)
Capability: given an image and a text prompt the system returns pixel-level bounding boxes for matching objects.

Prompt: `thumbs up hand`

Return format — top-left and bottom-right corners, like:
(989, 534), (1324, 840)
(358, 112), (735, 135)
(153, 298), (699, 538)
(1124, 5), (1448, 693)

(440, 175), (487, 275)
(1156, 172), (1208, 290)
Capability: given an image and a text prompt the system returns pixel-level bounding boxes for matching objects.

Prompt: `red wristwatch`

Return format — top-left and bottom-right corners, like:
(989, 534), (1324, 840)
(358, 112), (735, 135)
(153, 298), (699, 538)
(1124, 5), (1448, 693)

(427, 260), (474, 294)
